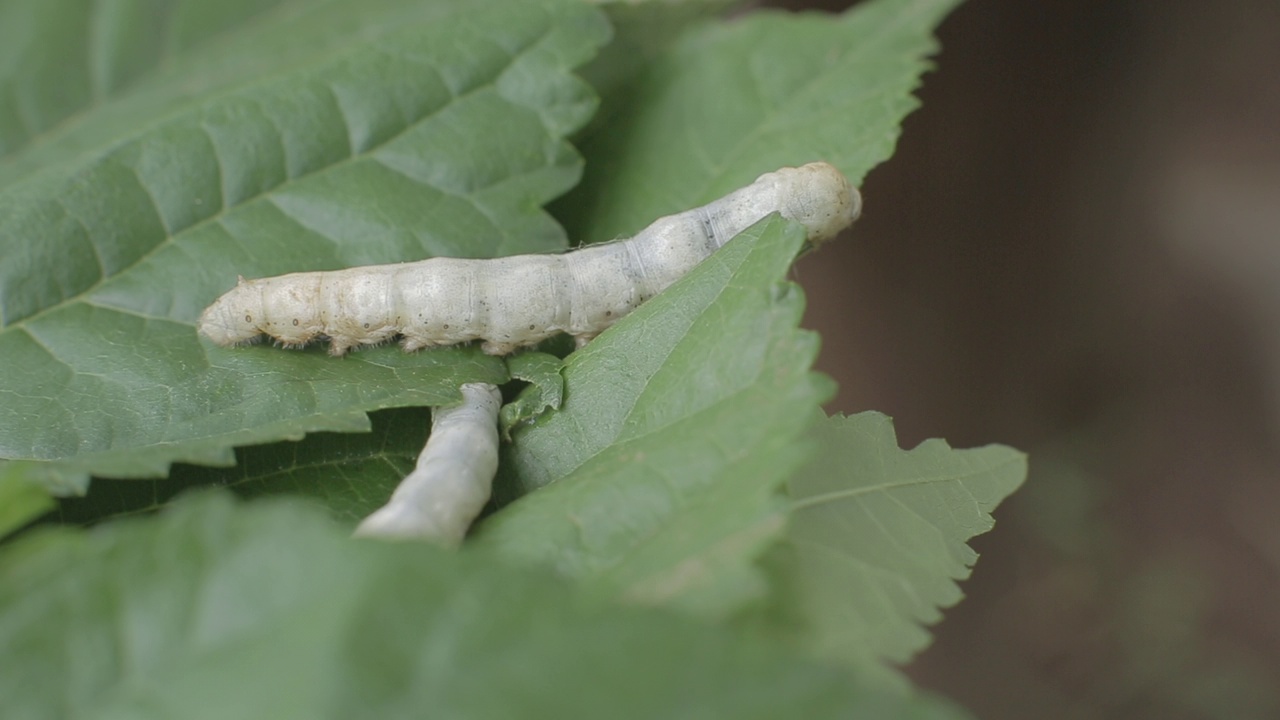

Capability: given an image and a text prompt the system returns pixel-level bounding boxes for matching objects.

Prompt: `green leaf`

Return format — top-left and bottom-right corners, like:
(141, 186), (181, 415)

(0, 0), (610, 490)
(0, 0), (290, 174)
(0, 468), (55, 539)
(1, 0), (576, 186)
(575, 0), (742, 117)
(476, 216), (833, 618)
(499, 351), (566, 437)
(0, 491), (977, 720)
(762, 412), (1027, 672)
(554, 0), (959, 242)
(54, 407), (430, 526)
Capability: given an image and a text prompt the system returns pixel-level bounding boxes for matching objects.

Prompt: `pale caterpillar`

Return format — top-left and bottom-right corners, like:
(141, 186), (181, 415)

(353, 382), (502, 545)
(198, 162), (861, 356)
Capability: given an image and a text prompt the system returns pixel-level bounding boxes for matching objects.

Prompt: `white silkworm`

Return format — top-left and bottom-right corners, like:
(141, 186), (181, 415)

(198, 162), (860, 355)
(353, 382), (501, 546)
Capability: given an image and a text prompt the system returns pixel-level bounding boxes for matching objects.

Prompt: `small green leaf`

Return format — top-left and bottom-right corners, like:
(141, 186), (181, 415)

(478, 216), (832, 618)
(499, 351), (566, 437)
(762, 412), (1027, 673)
(0, 491), (977, 720)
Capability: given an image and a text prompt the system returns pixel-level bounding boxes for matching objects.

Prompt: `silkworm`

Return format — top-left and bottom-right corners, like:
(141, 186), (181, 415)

(198, 162), (861, 356)
(353, 382), (502, 546)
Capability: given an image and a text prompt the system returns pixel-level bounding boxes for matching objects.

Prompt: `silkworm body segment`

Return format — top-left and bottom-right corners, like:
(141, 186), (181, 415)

(198, 162), (860, 355)
(353, 382), (502, 545)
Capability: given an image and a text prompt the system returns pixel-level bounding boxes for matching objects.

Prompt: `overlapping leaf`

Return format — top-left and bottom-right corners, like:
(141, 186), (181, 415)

(476, 217), (833, 617)
(0, 491), (977, 720)
(762, 412), (1027, 673)
(0, 0), (609, 498)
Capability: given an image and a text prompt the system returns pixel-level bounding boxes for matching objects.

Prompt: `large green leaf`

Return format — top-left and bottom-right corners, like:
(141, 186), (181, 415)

(554, 0), (959, 242)
(0, 491), (977, 720)
(475, 216), (832, 618)
(0, 0), (609, 493)
(762, 412), (1027, 672)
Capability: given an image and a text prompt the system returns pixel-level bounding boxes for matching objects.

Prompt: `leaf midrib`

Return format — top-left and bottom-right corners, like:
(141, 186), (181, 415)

(788, 454), (1025, 512)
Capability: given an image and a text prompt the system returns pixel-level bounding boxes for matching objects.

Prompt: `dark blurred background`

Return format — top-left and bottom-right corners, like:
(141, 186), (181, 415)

(776, 0), (1280, 718)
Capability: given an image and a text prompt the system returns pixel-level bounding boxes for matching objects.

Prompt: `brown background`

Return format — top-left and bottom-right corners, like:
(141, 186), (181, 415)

(772, 0), (1280, 718)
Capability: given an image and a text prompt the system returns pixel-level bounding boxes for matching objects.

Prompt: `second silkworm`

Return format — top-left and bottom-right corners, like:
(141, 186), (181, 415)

(353, 382), (502, 546)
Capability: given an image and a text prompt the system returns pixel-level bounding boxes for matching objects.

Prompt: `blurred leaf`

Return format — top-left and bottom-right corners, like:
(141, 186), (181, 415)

(0, 0), (609, 490)
(477, 217), (833, 618)
(0, 491), (977, 720)
(575, 0), (742, 125)
(761, 412), (1027, 673)
(554, 0), (960, 243)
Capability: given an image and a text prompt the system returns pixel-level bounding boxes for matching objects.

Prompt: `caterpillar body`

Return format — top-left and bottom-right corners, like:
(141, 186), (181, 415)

(198, 162), (860, 356)
(353, 382), (502, 546)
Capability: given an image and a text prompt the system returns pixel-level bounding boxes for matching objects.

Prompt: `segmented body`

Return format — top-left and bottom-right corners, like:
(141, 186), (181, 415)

(353, 382), (502, 546)
(197, 162), (860, 356)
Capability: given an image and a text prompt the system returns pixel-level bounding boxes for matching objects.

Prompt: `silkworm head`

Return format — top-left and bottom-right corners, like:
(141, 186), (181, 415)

(776, 162), (862, 247)
(197, 278), (262, 346)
